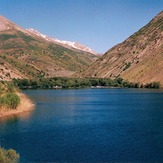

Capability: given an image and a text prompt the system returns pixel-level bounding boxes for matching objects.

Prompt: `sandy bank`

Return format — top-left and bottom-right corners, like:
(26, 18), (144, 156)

(0, 92), (35, 118)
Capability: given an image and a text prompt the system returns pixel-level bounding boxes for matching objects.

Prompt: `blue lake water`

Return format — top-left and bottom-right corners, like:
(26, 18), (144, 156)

(0, 88), (163, 162)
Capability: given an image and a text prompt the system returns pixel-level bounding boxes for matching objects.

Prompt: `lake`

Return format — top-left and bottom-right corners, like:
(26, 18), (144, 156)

(0, 88), (163, 162)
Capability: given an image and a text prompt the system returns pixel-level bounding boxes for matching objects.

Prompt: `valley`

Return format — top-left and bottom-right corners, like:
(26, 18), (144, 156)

(0, 12), (163, 87)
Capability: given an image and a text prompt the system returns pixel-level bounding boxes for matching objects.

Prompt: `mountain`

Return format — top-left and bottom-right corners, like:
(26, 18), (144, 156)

(27, 28), (97, 55)
(0, 16), (25, 32)
(0, 16), (98, 80)
(76, 11), (163, 85)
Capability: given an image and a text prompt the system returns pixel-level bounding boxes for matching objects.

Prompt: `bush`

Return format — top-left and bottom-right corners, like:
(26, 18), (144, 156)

(0, 148), (19, 163)
(144, 82), (160, 88)
(6, 83), (15, 93)
(123, 62), (131, 71)
(13, 78), (161, 89)
(0, 93), (20, 109)
(0, 82), (16, 95)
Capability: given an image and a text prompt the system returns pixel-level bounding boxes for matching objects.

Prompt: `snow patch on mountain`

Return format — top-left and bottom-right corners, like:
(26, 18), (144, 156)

(27, 28), (97, 54)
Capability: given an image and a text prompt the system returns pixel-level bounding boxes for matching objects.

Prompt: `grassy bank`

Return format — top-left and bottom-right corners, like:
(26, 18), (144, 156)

(0, 82), (20, 109)
(0, 81), (34, 118)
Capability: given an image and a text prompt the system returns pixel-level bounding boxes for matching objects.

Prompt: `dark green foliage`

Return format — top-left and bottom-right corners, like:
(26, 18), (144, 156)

(13, 78), (161, 89)
(0, 148), (19, 163)
(0, 81), (20, 109)
(144, 82), (160, 88)
(123, 62), (131, 71)
(0, 93), (20, 109)
(0, 34), (17, 41)
(114, 77), (123, 85)
(11, 77), (154, 89)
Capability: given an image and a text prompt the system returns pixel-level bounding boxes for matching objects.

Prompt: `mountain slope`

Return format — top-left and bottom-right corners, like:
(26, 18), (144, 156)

(27, 28), (97, 55)
(76, 11), (163, 85)
(0, 16), (98, 80)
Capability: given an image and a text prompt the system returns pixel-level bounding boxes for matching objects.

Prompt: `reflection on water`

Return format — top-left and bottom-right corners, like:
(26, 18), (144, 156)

(0, 109), (34, 124)
(0, 88), (163, 163)
(0, 115), (19, 124)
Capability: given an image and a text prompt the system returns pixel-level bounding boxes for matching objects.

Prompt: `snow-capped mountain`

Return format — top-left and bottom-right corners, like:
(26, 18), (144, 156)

(26, 28), (97, 54)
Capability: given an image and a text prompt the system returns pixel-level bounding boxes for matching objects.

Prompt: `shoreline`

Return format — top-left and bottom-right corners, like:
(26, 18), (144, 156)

(0, 92), (35, 118)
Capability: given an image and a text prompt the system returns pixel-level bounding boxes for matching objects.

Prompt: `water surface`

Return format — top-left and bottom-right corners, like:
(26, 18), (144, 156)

(0, 88), (163, 162)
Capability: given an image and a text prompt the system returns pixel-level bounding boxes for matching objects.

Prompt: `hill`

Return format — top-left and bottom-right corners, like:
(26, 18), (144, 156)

(76, 11), (163, 85)
(0, 16), (98, 80)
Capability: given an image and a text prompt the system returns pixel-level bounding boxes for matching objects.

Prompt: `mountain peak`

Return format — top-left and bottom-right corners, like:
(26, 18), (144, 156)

(0, 16), (97, 55)
(75, 11), (163, 85)
(0, 15), (25, 32)
(0, 16), (98, 80)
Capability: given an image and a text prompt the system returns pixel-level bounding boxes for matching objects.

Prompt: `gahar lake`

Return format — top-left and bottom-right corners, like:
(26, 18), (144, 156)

(0, 88), (163, 163)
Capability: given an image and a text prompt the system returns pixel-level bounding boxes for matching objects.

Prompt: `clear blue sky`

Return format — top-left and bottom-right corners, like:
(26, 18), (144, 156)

(0, 0), (162, 53)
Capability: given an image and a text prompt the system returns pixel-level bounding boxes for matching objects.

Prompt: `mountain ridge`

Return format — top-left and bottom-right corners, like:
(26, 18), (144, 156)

(0, 15), (98, 80)
(26, 28), (98, 55)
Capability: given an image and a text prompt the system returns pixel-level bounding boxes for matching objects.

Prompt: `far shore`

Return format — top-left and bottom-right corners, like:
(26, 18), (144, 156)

(0, 92), (35, 118)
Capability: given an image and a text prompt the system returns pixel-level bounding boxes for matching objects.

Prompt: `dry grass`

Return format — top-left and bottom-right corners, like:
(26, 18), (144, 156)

(0, 92), (35, 118)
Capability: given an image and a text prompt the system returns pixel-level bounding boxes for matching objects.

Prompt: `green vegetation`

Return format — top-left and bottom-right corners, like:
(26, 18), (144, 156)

(17, 31), (36, 42)
(0, 30), (97, 79)
(143, 82), (160, 89)
(47, 44), (94, 71)
(0, 82), (15, 94)
(0, 82), (20, 109)
(0, 34), (17, 41)
(13, 77), (161, 89)
(0, 148), (19, 163)
(123, 62), (131, 71)
(0, 93), (20, 109)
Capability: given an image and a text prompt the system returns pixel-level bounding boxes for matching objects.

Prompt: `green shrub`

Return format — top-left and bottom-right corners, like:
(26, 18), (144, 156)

(144, 82), (160, 88)
(13, 78), (161, 89)
(0, 148), (19, 163)
(0, 93), (20, 109)
(5, 82), (15, 93)
(123, 62), (131, 71)
(0, 82), (16, 95)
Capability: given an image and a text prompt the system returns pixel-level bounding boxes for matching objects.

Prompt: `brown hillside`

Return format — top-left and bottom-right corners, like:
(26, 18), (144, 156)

(76, 11), (163, 85)
(0, 16), (98, 80)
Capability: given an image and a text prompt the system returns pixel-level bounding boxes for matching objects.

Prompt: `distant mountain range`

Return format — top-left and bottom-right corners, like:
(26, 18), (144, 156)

(27, 28), (97, 55)
(76, 11), (163, 85)
(0, 16), (98, 80)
